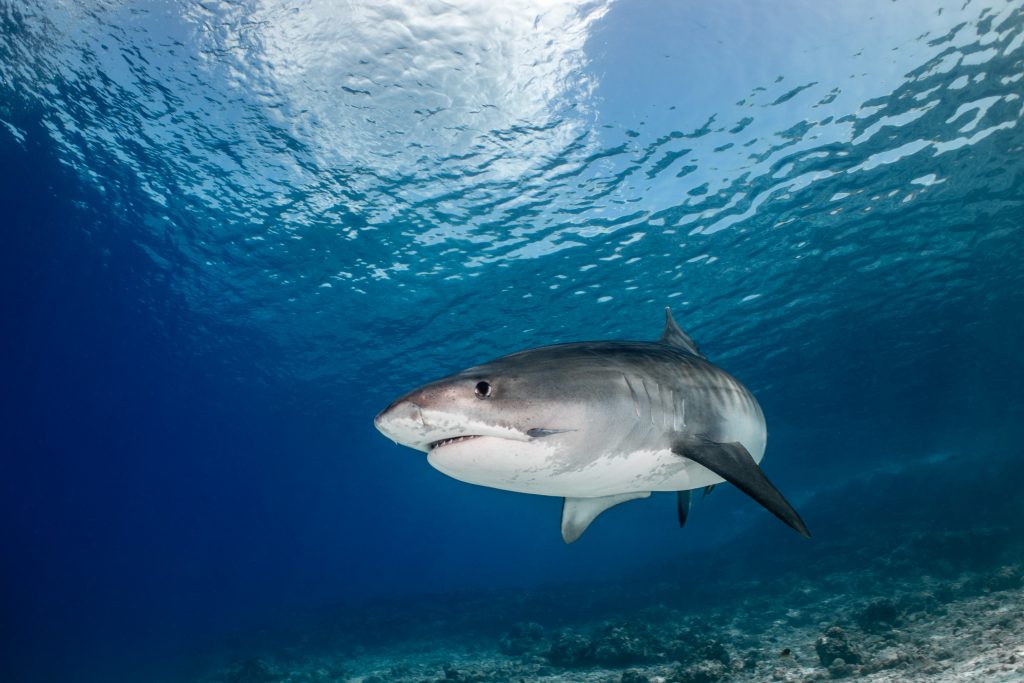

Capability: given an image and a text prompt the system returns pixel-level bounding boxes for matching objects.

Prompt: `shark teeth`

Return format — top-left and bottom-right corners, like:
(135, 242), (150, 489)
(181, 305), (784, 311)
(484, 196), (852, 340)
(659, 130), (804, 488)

(429, 435), (482, 450)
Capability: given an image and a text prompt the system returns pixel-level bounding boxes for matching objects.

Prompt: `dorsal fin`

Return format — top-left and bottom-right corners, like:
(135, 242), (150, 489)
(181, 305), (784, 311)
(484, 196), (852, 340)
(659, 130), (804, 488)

(659, 307), (704, 357)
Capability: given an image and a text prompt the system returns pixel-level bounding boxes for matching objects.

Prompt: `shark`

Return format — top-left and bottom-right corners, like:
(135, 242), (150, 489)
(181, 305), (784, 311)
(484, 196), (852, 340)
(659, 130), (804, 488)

(374, 309), (809, 543)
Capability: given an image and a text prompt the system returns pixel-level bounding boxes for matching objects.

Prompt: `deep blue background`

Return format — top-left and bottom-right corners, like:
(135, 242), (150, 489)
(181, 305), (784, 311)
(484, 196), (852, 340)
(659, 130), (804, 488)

(3, 2), (1024, 682)
(0, 122), (717, 680)
(4, 114), (1022, 682)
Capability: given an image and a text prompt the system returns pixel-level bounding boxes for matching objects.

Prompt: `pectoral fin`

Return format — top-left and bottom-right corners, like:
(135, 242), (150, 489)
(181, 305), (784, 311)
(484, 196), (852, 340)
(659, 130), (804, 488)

(561, 492), (650, 543)
(672, 439), (811, 538)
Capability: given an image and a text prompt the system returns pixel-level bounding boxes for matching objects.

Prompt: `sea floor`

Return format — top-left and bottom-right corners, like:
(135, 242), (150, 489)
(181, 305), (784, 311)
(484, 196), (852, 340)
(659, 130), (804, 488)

(190, 449), (1024, 683)
(199, 525), (1024, 683)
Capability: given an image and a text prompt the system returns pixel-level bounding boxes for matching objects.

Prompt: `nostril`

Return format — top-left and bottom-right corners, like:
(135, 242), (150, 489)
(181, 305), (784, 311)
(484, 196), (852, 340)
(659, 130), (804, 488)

(382, 401), (423, 424)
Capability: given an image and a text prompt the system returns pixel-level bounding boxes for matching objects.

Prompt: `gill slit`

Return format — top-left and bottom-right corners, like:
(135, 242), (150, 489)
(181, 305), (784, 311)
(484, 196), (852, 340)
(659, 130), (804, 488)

(623, 373), (641, 419)
(641, 377), (657, 428)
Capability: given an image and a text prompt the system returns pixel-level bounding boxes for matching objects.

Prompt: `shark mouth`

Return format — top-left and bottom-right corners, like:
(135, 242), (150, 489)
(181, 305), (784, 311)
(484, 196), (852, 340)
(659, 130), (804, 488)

(427, 428), (571, 451)
(428, 435), (484, 450)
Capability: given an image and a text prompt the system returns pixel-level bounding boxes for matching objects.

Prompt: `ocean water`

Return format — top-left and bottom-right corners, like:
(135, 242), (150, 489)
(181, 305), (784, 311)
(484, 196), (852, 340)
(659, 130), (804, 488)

(2, 1), (1023, 682)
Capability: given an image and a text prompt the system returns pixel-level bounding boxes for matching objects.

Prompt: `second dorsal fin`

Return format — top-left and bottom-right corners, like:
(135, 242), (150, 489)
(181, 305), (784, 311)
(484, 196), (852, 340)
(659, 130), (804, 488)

(659, 307), (704, 358)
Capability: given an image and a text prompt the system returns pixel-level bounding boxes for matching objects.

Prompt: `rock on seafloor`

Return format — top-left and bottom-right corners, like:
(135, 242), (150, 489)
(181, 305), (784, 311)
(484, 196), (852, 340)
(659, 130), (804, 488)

(199, 560), (1024, 683)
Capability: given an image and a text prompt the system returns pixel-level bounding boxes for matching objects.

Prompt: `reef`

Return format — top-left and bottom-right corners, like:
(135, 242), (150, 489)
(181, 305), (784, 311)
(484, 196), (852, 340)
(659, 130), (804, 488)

(194, 533), (1024, 683)
(193, 452), (1024, 683)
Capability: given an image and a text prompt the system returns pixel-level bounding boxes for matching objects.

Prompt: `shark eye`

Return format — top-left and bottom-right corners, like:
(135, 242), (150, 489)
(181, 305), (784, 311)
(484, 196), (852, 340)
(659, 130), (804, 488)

(474, 381), (491, 398)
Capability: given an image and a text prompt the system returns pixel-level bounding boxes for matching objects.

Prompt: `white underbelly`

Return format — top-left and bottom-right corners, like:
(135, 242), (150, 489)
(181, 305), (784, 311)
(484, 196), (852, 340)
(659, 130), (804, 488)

(431, 445), (756, 498)
(427, 408), (767, 499)
(545, 448), (727, 497)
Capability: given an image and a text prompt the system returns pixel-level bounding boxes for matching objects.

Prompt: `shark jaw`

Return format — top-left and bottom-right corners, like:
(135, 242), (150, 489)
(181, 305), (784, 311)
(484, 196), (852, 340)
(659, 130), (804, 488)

(429, 428), (574, 452)
(425, 433), (565, 496)
(374, 401), (577, 494)
(373, 401), (542, 454)
(428, 434), (484, 450)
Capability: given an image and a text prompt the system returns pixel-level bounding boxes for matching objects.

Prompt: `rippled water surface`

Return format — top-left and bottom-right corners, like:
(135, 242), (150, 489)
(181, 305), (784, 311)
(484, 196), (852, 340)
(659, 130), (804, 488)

(2, 1), (1023, 681)
(5, 0), (1021, 398)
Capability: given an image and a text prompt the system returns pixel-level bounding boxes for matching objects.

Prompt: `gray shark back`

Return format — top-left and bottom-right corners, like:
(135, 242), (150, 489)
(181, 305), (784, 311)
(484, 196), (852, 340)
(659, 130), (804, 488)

(461, 339), (766, 461)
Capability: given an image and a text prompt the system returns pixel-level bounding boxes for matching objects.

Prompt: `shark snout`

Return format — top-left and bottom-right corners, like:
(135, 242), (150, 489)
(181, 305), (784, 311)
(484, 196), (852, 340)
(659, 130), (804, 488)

(374, 399), (436, 452)
(375, 400), (424, 432)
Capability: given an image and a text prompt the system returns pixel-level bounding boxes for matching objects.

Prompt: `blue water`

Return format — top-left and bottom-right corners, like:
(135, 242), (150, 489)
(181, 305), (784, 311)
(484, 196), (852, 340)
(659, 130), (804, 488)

(2, 1), (1023, 681)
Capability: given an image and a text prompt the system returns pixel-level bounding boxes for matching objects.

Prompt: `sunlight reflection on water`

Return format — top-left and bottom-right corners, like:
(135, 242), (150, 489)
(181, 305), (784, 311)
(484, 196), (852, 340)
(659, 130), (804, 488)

(1, 0), (1021, 405)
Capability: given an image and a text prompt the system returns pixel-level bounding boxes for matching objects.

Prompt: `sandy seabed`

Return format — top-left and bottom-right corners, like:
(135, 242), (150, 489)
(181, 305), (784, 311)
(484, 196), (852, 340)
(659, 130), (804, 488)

(203, 540), (1024, 683)
(198, 452), (1024, 683)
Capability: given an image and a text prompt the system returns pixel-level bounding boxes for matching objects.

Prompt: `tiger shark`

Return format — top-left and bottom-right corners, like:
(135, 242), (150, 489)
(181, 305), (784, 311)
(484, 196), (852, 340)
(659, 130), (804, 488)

(374, 309), (809, 543)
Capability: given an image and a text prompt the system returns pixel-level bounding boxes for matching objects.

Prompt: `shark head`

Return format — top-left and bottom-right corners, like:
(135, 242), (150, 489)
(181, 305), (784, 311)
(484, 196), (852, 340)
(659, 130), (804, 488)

(374, 346), (625, 494)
